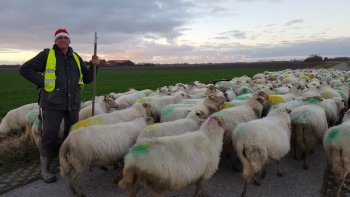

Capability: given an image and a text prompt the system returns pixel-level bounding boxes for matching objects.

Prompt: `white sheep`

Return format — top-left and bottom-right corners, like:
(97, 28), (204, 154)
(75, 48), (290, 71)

(317, 97), (345, 126)
(59, 116), (153, 197)
(137, 110), (207, 142)
(30, 117), (65, 150)
(159, 103), (196, 123)
(24, 109), (39, 142)
(290, 104), (328, 169)
(137, 91), (191, 122)
(0, 103), (38, 138)
(118, 116), (225, 197)
(210, 91), (269, 170)
(71, 103), (154, 131)
(233, 107), (292, 197)
(116, 89), (154, 107)
(323, 110), (350, 197)
(160, 94), (224, 122)
(108, 88), (137, 100)
(78, 94), (119, 120)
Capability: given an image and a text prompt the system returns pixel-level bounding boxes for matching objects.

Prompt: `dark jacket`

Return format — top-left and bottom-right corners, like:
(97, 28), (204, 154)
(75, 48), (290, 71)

(20, 44), (95, 110)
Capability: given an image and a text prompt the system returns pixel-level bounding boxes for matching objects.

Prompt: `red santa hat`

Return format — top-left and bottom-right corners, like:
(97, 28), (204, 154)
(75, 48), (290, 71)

(54, 29), (70, 40)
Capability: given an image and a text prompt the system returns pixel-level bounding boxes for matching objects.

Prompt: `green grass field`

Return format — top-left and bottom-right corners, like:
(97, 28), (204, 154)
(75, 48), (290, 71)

(0, 67), (279, 118)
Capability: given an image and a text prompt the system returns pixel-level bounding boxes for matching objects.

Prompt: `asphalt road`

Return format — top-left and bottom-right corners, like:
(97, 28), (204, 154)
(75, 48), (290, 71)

(3, 63), (349, 197)
(2, 145), (327, 197)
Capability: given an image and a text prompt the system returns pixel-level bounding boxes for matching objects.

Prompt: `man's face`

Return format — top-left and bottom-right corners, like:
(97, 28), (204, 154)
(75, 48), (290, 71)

(55, 36), (70, 50)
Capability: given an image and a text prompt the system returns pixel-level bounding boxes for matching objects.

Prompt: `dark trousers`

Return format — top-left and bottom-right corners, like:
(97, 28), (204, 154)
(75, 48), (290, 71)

(40, 108), (79, 158)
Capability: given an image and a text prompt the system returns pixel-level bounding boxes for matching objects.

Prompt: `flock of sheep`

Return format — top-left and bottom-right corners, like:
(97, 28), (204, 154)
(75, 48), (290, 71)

(1, 67), (350, 197)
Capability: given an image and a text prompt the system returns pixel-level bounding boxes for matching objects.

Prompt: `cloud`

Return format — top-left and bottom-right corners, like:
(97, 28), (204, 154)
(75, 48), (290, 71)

(220, 30), (247, 39)
(0, 0), (197, 50)
(285, 19), (304, 26)
(127, 37), (350, 63)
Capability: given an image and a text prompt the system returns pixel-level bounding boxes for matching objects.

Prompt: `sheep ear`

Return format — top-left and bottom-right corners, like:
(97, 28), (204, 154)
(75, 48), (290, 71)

(257, 97), (264, 105)
(216, 117), (224, 127)
(146, 117), (154, 123)
(258, 91), (265, 96)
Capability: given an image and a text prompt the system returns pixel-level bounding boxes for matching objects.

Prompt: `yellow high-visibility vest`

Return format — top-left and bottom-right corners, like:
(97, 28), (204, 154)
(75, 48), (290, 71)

(44, 49), (84, 92)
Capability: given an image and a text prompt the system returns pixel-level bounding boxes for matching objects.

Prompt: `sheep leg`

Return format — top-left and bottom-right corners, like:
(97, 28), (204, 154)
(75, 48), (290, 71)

(301, 126), (309, 170)
(252, 175), (260, 186)
(193, 179), (209, 197)
(260, 168), (266, 180)
(71, 172), (85, 197)
(335, 174), (347, 197)
(277, 160), (283, 177)
(128, 180), (140, 197)
(291, 131), (297, 160)
(302, 151), (309, 170)
(241, 181), (248, 197)
(114, 160), (125, 184)
(230, 155), (241, 172)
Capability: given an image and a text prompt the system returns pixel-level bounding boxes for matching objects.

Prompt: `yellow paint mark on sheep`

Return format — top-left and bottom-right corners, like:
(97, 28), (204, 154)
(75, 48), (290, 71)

(71, 118), (103, 131)
(307, 74), (315, 79)
(321, 92), (332, 99)
(282, 76), (289, 83)
(299, 75), (310, 80)
(136, 98), (145, 103)
(268, 95), (285, 105)
(220, 102), (234, 110)
(144, 123), (159, 132)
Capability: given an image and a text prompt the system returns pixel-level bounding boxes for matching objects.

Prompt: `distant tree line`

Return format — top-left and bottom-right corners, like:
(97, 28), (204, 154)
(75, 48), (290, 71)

(304, 54), (350, 62)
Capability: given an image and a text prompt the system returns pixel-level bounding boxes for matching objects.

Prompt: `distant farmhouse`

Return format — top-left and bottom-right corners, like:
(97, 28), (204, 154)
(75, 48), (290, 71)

(106, 60), (135, 66)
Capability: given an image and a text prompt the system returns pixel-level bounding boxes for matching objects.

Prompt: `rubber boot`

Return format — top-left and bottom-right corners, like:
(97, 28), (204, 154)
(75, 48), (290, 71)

(40, 155), (57, 183)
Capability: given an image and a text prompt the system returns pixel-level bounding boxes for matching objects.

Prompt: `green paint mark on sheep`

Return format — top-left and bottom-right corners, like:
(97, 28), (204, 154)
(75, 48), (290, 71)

(234, 95), (249, 100)
(26, 109), (39, 122)
(305, 97), (322, 104)
(325, 128), (342, 145)
(291, 111), (310, 124)
(235, 123), (254, 137)
(240, 87), (253, 94)
(130, 143), (150, 155)
(336, 90), (345, 98)
(33, 118), (41, 128)
(211, 111), (228, 120)
(162, 106), (175, 118)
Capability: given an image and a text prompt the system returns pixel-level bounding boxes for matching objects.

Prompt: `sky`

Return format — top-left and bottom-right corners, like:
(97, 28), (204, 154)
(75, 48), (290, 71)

(1, 0), (350, 64)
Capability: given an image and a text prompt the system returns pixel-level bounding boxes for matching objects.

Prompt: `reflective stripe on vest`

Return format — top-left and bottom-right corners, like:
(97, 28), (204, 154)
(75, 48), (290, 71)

(44, 49), (84, 92)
